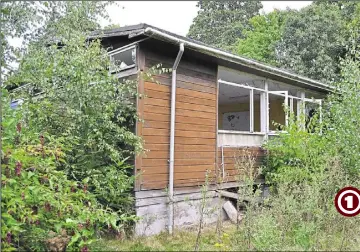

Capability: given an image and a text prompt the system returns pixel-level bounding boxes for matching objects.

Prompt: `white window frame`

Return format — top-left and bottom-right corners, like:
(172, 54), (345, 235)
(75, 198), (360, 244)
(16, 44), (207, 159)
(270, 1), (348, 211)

(219, 79), (265, 134)
(108, 45), (137, 73)
(218, 79), (322, 137)
(268, 90), (288, 131)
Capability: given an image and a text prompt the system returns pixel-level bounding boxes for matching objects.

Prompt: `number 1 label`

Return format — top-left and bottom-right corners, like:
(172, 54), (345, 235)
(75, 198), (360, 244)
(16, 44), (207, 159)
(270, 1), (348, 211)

(345, 195), (353, 209)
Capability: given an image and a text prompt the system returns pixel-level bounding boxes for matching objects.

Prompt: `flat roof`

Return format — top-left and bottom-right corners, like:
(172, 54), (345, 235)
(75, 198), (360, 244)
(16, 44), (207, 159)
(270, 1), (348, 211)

(90, 23), (332, 92)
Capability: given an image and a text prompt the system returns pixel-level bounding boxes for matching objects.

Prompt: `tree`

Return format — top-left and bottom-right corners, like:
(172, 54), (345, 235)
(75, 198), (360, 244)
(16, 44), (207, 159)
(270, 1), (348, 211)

(187, 0), (263, 51)
(1, 2), (40, 77)
(275, 3), (349, 83)
(1, 1), (112, 78)
(236, 9), (291, 65)
(325, 42), (360, 175)
(6, 1), (141, 212)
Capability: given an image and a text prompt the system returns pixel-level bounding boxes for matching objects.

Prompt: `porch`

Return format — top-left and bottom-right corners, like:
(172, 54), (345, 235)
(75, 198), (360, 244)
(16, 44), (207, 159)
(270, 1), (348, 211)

(217, 66), (323, 148)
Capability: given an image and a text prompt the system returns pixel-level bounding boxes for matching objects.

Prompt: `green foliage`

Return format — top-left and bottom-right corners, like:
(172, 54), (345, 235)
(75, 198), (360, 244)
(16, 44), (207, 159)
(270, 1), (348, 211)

(1, 89), (131, 251)
(10, 35), (141, 212)
(1, 1), (40, 75)
(1, 1), (112, 78)
(263, 113), (327, 183)
(236, 1), (360, 83)
(264, 43), (360, 180)
(6, 2), (142, 213)
(187, 0), (263, 51)
(236, 10), (290, 65)
(276, 3), (348, 83)
(324, 43), (360, 175)
(256, 46), (360, 251)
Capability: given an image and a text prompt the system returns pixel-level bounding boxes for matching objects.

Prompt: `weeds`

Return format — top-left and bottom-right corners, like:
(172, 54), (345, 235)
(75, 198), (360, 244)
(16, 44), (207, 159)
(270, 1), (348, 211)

(194, 170), (211, 251)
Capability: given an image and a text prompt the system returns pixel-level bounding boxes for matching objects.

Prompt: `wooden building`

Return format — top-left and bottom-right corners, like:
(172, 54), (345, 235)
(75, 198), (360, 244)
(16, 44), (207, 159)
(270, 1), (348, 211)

(92, 24), (331, 235)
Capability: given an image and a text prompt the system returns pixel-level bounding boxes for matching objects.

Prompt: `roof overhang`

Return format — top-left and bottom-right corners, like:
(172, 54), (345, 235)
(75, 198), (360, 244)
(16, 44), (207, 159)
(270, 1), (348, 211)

(90, 24), (333, 93)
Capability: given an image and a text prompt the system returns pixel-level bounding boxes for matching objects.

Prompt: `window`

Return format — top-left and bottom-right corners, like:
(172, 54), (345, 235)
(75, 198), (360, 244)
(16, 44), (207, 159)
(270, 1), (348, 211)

(218, 80), (262, 133)
(218, 79), (323, 135)
(10, 99), (24, 109)
(109, 45), (137, 73)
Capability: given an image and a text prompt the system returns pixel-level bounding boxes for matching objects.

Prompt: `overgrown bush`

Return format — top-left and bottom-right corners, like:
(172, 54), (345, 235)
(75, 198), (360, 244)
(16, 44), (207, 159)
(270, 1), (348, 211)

(243, 46), (360, 250)
(260, 123), (359, 250)
(8, 22), (141, 214)
(1, 89), (132, 251)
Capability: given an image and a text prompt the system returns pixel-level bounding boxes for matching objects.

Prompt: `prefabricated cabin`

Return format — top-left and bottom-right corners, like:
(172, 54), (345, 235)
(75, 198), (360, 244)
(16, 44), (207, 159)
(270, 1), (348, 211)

(92, 24), (331, 236)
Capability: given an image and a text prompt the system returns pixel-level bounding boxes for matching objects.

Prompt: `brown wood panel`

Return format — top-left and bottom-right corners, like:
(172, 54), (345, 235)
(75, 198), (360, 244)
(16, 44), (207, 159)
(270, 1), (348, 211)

(143, 120), (216, 132)
(143, 128), (169, 136)
(215, 147), (264, 184)
(177, 94), (216, 107)
(175, 115), (216, 126)
(137, 47), (218, 191)
(143, 128), (215, 139)
(144, 81), (170, 93)
(143, 98), (215, 113)
(142, 158), (215, 167)
(141, 178), (216, 190)
(175, 109), (216, 120)
(176, 122), (216, 132)
(142, 158), (169, 167)
(135, 72), (145, 191)
(142, 151), (215, 160)
(175, 130), (215, 139)
(143, 104), (215, 120)
(144, 97), (170, 107)
(144, 89), (170, 100)
(144, 89), (216, 107)
(176, 102), (215, 113)
(143, 113), (170, 123)
(144, 104), (170, 115)
(175, 151), (215, 159)
(144, 81), (216, 101)
(148, 75), (217, 94)
(217, 148), (266, 158)
(142, 135), (169, 144)
(140, 171), (215, 183)
(175, 137), (216, 145)
(143, 113), (216, 126)
(144, 69), (216, 86)
(176, 86), (216, 100)
(140, 164), (217, 175)
(174, 159), (215, 166)
(219, 160), (264, 168)
(144, 143), (216, 152)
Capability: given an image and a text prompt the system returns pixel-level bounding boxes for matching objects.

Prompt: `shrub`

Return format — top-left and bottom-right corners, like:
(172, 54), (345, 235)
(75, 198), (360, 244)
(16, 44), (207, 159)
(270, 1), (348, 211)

(9, 30), (141, 214)
(1, 89), (131, 251)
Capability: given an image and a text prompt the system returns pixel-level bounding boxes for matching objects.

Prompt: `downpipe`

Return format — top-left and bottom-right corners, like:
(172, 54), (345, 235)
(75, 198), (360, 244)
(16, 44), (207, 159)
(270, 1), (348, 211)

(168, 43), (184, 234)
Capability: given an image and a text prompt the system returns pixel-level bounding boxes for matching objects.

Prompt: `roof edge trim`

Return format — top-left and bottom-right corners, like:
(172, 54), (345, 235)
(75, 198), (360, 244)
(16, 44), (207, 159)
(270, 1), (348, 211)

(143, 27), (333, 92)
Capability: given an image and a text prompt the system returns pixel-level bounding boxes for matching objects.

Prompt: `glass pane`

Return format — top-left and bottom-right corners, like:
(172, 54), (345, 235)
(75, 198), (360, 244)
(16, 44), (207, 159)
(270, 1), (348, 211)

(110, 48), (136, 72)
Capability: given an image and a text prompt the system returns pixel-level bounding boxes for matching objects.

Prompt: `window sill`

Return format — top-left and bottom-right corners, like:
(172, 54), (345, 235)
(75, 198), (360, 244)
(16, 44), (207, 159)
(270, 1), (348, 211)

(218, 130), (266, 135)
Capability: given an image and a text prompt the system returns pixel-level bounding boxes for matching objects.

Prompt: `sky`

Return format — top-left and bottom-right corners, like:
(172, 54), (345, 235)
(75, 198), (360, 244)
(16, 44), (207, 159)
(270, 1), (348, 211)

(102, 1), (312, 36)
(10, 1), (312, 48)
(8, 1), (312, 69)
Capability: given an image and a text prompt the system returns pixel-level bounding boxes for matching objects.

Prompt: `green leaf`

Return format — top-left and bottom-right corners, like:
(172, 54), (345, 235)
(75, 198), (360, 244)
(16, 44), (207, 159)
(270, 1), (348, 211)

(68, 232), (81, 247)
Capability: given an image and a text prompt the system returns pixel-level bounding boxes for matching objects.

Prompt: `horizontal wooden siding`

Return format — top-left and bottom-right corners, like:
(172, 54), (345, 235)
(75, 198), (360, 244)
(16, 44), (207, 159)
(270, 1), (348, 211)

(217, 147), (266, 183)
(137, 44), (218, 190)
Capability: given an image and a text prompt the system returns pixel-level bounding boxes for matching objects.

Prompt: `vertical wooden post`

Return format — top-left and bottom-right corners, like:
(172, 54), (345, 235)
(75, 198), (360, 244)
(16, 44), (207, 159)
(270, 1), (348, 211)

(135, 44), (145, 192)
